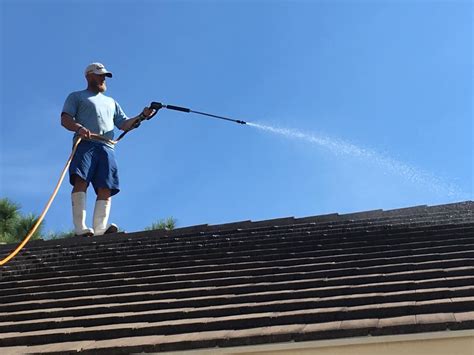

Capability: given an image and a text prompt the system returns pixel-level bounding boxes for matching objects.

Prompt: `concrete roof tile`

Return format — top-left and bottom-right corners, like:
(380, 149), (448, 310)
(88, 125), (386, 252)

(0, 201), (472, 353)
(416, 313), (456, 324)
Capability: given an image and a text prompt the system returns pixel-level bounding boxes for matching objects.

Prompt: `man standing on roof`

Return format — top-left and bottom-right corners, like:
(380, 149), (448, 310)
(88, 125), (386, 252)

(61, 62), (156, 237)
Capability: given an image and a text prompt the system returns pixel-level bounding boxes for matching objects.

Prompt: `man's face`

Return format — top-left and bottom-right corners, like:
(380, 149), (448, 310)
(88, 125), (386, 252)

(87, 73), (107, 92)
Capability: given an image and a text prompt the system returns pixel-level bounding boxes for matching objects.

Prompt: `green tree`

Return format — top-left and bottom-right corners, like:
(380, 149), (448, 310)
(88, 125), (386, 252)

(0, 198), (43, 244)
(145, 217), (177, 231)
(0, 198), (20, 238)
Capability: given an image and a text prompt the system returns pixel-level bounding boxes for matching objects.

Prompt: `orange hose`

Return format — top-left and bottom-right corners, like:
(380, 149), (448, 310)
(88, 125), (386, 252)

(0, 138), (83, 266)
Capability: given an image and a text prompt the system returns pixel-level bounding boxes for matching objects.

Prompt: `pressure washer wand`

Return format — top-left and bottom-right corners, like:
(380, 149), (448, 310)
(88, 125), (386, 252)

(163, 104), (247, 125)
(116, 102), (246, 142)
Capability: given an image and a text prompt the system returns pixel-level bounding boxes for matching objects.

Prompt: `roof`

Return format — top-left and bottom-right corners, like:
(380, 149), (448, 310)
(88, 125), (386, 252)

(0, 201), (473, 354)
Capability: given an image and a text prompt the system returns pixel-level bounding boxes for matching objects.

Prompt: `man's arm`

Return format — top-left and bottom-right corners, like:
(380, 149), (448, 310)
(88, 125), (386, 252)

(119, 107), (156, 132)
(119, 116), (140, 132)
(61, 112), (91, 139)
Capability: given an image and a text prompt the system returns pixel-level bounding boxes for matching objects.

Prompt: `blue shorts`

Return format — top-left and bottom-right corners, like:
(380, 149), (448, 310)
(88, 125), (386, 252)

(69, 140), (120, 196)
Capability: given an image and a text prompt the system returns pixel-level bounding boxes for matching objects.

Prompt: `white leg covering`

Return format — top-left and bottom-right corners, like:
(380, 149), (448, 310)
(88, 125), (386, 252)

(93, 199), (117, 236)
(72, 192), (94, 236)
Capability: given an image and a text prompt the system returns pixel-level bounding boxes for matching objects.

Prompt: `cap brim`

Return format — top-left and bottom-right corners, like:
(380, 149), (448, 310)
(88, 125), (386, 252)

(87, 70), (113, 78)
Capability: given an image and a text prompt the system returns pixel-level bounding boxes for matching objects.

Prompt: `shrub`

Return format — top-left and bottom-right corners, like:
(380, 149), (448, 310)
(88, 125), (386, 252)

(145, 217), (177, 231)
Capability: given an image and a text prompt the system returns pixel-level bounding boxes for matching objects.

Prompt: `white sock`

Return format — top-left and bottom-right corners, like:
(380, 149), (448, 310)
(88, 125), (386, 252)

(72, 192), (93, 235)
(93, 199), (111, 236)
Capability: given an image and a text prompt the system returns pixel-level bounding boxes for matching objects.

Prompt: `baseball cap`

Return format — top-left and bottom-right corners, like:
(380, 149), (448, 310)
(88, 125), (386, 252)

(84, 62), (113, 78)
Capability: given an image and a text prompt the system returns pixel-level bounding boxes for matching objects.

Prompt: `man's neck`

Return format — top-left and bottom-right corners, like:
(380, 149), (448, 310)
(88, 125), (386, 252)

(86, 85), (100, 94)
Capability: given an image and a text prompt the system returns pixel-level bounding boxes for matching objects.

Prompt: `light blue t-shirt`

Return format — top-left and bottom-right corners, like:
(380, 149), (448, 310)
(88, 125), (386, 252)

(62, 89), (128, 145)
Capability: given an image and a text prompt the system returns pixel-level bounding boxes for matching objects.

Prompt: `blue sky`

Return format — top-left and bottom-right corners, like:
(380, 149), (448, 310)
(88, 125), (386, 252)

(1, 0), (472, 235)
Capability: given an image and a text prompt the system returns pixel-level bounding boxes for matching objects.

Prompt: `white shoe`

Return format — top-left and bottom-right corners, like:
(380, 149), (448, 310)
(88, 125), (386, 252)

(72, 192), (94, 237)
(104, 223), (119, 235)
(75, 228), (94, 237)
(93, 199), (118, 236)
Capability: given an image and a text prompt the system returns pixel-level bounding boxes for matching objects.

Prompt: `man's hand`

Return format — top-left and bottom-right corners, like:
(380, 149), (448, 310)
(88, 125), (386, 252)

(77, 126), (92, 139)
(141, 106), (157, 119)
(61, 113), (91, 138)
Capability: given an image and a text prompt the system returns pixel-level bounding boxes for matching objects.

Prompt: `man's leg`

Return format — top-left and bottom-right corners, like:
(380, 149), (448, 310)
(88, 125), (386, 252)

(93, 188), (118, 235)
(73, 176), (88, 193)
(96, 187), (111, 200)
(71, 175), (94, 237)
(92, 145), (120, 236)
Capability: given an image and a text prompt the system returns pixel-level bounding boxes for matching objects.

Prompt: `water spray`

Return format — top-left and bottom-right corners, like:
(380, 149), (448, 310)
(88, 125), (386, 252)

(247, 122), (466, 199)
